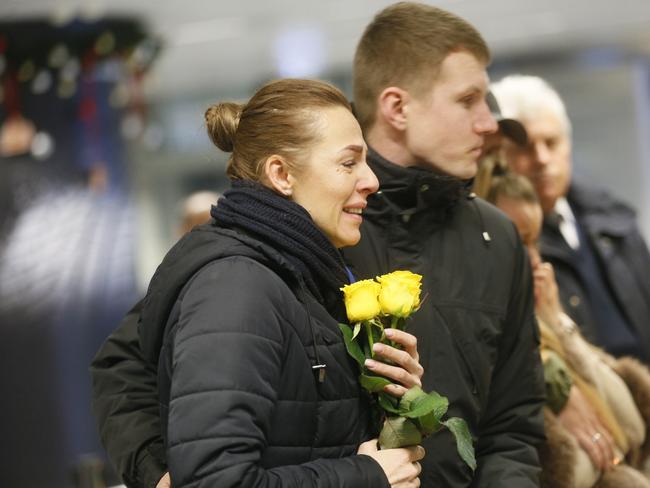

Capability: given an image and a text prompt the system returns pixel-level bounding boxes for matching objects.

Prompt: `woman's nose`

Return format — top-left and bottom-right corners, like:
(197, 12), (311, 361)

(359, 162), (379, 194)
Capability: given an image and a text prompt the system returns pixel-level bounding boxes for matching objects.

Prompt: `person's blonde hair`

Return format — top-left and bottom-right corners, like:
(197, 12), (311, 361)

(205, 78), (352, 181)
(353, 1), (490, 133)
(474, 153), (539, 206)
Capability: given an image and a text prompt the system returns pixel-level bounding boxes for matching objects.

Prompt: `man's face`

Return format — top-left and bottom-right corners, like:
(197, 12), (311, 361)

(503, 110), (572, 214)
(404, 50), (498, 179)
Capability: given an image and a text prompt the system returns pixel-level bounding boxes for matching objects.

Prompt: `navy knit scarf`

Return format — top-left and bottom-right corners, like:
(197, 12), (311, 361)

(210, 180), (349, 304)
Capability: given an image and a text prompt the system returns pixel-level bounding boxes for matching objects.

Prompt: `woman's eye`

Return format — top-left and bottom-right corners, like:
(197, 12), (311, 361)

(343, 161), (357, 168)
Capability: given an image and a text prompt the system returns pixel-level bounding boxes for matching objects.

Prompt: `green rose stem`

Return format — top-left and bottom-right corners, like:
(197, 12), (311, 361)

(388, 316), (401, 348)
(365, 321), (375, 357)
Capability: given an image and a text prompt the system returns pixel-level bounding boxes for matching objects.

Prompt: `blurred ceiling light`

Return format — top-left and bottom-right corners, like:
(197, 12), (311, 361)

(18, 59), (36, 82)
(95, 31), (116, 56)
(31, 69), (53, 94)
(172, 17), (245, 46)
(50, 3), (77, 26)
(31, 131), (55, 160)
(57, 79), (76, 98)
(48, 44), (70, 69)
(273, 26), (326, 78)
(60, 57), (80, 82)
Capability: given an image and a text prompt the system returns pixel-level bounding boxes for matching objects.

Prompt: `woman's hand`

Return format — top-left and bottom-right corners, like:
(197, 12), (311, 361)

(533, 262), (564, 327)
(358, 439), (424, 488)
(364, 329), (424, 397)
(557, 386), (616, 471)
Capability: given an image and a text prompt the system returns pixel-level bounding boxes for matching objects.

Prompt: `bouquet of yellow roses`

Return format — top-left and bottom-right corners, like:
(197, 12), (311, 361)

(339, 270), (476, 471)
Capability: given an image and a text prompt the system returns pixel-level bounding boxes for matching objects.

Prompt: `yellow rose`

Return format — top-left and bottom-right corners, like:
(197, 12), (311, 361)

(377, 271), (422, 317)
(340, 279), (382, 323)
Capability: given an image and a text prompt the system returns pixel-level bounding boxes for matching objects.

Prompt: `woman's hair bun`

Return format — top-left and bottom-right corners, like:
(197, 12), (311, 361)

(205, 102), (243, 152)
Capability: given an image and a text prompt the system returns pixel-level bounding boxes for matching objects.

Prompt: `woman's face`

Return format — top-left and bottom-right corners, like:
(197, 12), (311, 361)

(495, 195), (543, 268)
(289, 106), (379, 248)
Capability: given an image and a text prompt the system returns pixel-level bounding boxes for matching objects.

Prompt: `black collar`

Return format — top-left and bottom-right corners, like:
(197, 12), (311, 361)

(366, 147), (470, 220)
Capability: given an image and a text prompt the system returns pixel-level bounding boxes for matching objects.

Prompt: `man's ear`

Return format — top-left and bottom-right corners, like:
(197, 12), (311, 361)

(264, 155), (294, 197)
(377, 86), (409, 131)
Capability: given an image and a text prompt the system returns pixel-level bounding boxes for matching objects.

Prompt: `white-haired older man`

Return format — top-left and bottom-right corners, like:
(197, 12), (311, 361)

(492, 74), (650, 364)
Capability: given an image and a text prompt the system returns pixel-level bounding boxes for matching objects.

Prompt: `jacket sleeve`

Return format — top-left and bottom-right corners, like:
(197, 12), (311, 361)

(90, 301), (168, 488)
(168, 257), (388, 488)
(471, 239), (546, 487)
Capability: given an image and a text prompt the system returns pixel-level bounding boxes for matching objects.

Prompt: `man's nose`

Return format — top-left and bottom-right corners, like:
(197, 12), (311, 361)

(475, 102), (498, 135)
(533, 141), (551, 167)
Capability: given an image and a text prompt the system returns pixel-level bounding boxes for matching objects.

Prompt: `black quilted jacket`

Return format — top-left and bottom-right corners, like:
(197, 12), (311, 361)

(130, 225), (387, 488)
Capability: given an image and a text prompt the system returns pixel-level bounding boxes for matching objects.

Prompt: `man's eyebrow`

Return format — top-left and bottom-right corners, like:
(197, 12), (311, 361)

(456, 85), (485, 97)
(339, 144), (365, 154)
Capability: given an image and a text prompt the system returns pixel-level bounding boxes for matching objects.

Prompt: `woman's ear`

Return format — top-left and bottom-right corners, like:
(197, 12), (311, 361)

(264, 155), (294, 197)
(377, 86), (409, 132)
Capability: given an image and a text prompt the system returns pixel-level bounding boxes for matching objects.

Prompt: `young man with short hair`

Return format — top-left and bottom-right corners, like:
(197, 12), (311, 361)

(343, 3), (544, 486)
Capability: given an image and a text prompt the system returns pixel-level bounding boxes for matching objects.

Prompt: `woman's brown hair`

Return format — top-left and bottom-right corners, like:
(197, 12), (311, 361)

(204, 78), (352, 181)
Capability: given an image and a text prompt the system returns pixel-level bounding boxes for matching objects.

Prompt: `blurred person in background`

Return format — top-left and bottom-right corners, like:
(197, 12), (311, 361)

(92, 3), (546, 487)
(475, 155), (650, 487)
(176, 190), (221, 236)
(93, 78), (426, 488)
(491, 75), (650, 364)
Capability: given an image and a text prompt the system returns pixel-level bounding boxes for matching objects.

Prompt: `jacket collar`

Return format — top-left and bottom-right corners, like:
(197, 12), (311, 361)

(567, 182), (636, 237)
(365, 146), (469, 221)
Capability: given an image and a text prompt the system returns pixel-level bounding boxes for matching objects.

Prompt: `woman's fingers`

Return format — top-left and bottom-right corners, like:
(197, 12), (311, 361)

(369, 343), (422, 380)
(576, 429), (606, 470)
(595, 428), (616, 471)
(385, 329), (420, 362)
(408, 445), (426, 461)
(364, 329), (424, 397)
(365, 355), (422, 390)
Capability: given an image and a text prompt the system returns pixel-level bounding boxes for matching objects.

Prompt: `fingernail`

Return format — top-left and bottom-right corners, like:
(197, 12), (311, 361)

(365, 359), (377, 368)
(372, 343), (383, 353)
(384, 329), (394, 337)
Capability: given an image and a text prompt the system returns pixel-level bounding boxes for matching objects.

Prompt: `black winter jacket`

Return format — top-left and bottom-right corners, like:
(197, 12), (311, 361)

(540, 181), (650, 363)
(342, 150), (546, 487)
(90, 300), (167, 488)
(93, 225), (388, 488)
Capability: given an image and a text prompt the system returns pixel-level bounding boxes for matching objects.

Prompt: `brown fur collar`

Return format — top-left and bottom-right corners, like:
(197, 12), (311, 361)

(539, 408), (577, 488)
(613, 357), (650, 468)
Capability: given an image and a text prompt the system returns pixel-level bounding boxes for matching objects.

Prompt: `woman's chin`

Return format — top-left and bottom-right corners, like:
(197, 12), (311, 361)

(334, 232), (361, 249)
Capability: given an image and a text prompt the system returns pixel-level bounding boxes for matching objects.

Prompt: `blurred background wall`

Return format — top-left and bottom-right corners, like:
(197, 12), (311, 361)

(0, 1), (648, 487)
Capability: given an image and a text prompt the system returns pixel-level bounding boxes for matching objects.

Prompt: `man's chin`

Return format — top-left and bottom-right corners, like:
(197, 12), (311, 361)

(423, 158), (477, 179)
(455, 160), (478, 180)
